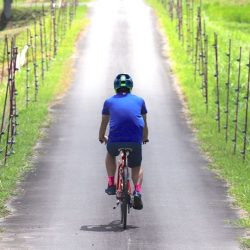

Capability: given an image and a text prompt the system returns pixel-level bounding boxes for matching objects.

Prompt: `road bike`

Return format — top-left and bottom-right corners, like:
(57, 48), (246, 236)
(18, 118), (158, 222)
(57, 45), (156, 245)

(114, 148), (133, 229)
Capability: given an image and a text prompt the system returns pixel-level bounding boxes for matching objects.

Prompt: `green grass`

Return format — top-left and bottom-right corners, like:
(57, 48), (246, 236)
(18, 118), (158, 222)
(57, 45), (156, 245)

(202, 1), (250, 35)
(204, 5), (250, 24)
(0, 5), (88, 216)
(147, 0), (250, 247)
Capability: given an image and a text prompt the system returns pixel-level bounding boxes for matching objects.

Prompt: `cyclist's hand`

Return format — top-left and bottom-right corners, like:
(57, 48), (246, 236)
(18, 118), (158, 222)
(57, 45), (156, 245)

(99, 135), (108, 144)
(143, 139), (149, 144)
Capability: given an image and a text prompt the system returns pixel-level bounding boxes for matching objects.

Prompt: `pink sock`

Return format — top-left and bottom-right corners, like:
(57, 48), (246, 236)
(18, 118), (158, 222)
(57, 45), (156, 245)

(135, 184), (142, 193)
(108, 176), (114, 186)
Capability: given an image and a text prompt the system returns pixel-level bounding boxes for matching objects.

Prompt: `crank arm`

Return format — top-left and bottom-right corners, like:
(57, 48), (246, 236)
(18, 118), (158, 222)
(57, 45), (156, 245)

(113, 200), (120, 209)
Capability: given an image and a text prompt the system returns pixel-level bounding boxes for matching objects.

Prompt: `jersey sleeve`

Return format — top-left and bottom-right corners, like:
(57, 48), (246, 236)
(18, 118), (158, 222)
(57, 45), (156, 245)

(102, 100), (110, 115)
(141, 99), (147, 115)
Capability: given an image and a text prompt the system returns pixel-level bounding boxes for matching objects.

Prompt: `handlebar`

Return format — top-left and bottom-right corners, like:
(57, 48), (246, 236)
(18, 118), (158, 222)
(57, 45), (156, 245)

(99, 138), (149, 144)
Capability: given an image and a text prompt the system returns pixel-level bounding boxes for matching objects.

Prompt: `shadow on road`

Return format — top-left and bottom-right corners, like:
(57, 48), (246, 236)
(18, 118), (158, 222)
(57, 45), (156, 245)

(80, 220), (138, 232)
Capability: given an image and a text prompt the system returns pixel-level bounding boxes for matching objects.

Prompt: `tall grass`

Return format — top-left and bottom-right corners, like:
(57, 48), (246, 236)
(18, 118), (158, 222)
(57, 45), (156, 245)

(204, 5), (250, 24)
(203, 2), (250, 35)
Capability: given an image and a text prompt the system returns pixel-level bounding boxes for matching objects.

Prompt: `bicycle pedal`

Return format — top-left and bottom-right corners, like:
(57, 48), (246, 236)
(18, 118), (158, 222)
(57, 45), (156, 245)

(113, 200), (120, 209)
(129, 196), (134, 207)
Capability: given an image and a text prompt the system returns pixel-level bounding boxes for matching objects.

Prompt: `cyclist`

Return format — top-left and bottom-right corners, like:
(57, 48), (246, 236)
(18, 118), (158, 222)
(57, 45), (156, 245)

(99, 74), (148, 210)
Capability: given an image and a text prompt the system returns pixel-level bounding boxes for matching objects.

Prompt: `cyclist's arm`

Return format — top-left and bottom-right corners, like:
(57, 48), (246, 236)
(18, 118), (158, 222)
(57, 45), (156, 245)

(142, 114), (149, 143)
(99, 115), (109, 143)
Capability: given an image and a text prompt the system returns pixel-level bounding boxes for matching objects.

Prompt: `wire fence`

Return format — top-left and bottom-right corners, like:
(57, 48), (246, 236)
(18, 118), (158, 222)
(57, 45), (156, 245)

(0, 0), (78, 164)
(159, 0), (250, 161)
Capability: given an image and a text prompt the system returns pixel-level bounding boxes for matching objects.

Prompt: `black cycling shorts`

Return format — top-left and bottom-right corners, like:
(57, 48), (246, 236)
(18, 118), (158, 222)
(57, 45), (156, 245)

(106, 142), (142, 168)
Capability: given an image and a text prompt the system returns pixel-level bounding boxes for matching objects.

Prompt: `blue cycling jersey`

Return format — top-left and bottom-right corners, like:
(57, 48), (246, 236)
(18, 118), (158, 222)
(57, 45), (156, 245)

(102, 93), (147, 144)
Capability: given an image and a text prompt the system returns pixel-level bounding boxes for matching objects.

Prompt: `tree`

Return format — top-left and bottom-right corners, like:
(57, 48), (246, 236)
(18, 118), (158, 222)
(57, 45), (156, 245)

(0, 0), (12, 29)
(3, 0), (12, 19)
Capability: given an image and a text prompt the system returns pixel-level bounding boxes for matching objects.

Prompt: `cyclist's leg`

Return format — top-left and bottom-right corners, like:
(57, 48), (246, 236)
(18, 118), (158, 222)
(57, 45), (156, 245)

(105, 144), (119, 195)
(106, 143), (120, 177)
(127, 143), (143, 210)
(105, 152), (116, 195)
(105, 152), (116, 177)
(131, 166), (143, 210)
(127, 143), (143, 186)
(131, 167), (143, 186)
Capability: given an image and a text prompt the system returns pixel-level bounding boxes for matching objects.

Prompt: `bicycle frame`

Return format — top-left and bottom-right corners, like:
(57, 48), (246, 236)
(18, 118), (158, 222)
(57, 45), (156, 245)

(116, 149), (132, 198)
(116, 149), (132, 229)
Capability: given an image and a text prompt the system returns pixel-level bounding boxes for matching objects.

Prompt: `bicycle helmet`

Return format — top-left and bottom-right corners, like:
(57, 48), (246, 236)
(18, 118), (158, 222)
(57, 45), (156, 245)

(114, 74), (133, 92)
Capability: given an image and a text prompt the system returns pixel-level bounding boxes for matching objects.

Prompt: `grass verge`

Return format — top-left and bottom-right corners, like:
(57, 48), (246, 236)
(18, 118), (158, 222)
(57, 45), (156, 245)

(146, 0), (250, 247)
(0, 5), (88, 216)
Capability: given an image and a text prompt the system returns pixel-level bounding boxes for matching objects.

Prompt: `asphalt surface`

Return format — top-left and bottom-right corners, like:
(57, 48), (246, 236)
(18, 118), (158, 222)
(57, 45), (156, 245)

(0, 0), (244, 249)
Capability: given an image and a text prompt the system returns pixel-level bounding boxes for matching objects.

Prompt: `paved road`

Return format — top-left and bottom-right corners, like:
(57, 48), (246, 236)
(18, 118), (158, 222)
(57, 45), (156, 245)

(0, 0), (244, 249)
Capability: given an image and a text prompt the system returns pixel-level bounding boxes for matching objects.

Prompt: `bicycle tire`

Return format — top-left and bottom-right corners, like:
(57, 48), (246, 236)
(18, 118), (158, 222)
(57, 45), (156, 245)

(119, 167), (124, 224)
(121, 166), (128, 229)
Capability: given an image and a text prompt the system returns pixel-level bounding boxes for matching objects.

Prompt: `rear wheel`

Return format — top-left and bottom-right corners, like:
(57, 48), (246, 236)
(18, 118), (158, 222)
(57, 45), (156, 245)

(121, 167), (128, 229)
